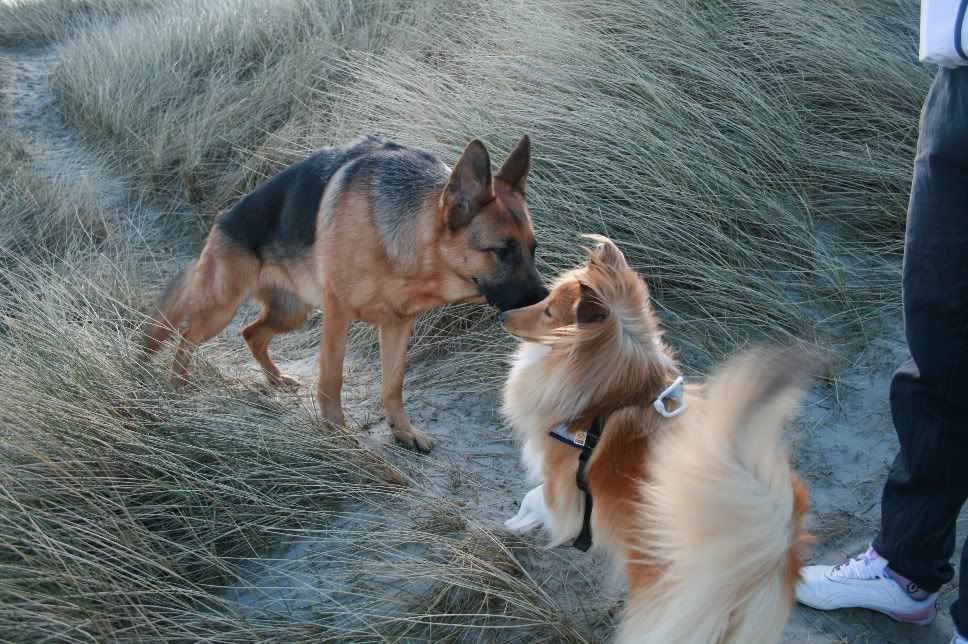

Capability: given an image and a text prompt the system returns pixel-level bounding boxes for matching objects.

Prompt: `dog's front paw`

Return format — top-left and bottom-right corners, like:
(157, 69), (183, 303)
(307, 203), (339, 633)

(505, 511), (542, 533)
(505, 485), (547, 533)
(268, 372), (302, 389)
(391, 424), (433, 454)
(319, 402), (347, 427)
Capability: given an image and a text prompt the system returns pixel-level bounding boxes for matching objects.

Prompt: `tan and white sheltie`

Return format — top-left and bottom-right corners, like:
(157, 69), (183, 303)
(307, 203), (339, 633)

(500, 235), (812, 644)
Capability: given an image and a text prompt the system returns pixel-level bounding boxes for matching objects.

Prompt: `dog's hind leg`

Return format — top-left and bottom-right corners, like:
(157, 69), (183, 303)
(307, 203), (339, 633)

(170, 243), (256, 386)
(317, 294), (351, 427)
(243, 287), (311, 388)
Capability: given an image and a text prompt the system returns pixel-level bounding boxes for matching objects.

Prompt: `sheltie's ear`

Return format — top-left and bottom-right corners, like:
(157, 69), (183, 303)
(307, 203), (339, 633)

(576, 281), (608, 325)
(583, 234), (628, 271)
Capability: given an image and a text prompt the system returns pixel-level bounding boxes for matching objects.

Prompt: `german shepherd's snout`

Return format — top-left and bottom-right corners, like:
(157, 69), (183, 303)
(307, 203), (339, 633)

(477, 255), (548, 311)
(142, 133), (544, 453)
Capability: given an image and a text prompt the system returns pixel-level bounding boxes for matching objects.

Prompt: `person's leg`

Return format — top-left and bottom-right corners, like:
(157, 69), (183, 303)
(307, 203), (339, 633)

(872, 64), (968, 601)
(798, 66), (968, 626)
(952, 536), (968, 637)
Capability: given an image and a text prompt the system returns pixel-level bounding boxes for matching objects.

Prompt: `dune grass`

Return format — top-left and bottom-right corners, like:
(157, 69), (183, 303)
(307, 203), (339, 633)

(0, 262), (602, 642)
(0, 131), (114, 257)
(0, 0), (165, 47)
(50, 0), (930, 370)
(53, 0), (446, 206)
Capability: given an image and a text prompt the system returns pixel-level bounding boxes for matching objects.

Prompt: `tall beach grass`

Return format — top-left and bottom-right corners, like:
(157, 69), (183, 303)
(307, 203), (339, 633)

(0, 0), (166, 47)
(51, 0), (930, 369)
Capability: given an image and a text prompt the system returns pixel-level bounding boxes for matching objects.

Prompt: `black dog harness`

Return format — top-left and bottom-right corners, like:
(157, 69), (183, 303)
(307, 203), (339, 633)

(547, 376), (687, 552)
(548, 416), (603, 551)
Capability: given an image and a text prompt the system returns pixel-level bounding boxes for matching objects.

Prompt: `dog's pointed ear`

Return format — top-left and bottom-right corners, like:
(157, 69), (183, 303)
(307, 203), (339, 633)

(584, 234), (628, 271)
(576, 281), (608, 325)
(443, 139), (494, 229)
(494, 134), (530, 194)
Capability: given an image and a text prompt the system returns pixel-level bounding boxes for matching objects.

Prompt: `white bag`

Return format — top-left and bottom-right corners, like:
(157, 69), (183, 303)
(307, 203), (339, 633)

(920, 0), (968, 67)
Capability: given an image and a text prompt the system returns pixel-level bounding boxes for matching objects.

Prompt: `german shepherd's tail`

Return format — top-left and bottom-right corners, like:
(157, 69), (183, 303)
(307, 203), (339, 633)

(619, 349), (812, 644)
(141, 260), (197, 355)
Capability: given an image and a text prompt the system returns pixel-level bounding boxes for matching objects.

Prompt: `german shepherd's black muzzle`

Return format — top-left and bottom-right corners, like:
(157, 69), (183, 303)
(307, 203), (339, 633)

(478, 263), (548, 312)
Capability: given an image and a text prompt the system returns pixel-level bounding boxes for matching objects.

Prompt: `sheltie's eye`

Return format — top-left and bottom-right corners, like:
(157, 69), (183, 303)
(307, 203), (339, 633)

(543, 307), (552, 317)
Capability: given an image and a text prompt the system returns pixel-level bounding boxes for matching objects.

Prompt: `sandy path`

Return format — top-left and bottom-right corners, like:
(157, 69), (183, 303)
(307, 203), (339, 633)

(2, 44), (961, 643)
(2, 48), (126, 206)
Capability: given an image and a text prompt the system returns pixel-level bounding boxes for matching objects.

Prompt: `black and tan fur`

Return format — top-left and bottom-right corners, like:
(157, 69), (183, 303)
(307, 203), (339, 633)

(142, 135), (546, 452)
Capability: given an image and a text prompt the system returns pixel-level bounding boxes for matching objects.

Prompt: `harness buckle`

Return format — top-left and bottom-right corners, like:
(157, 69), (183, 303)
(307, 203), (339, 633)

(653, 375), (687, 418)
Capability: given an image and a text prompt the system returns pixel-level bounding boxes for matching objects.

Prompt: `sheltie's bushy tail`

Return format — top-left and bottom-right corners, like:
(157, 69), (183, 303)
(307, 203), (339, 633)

(619, 349), (812, 644)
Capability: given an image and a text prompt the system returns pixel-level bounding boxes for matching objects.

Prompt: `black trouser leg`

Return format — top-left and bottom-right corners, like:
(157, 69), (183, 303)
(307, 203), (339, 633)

(870, 66), (968, 634)
(955, 538), (968, 633)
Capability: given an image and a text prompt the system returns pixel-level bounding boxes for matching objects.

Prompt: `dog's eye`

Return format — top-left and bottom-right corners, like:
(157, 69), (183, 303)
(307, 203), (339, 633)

(543, 307), (552, 317)
(493, 240), (516, 259)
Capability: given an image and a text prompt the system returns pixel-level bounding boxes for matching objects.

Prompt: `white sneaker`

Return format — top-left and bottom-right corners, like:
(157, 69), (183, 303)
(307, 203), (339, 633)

(796, 546), (937, 625)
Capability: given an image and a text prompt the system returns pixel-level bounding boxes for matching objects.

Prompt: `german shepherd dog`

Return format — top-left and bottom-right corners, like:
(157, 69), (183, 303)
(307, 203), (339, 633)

(500, 236), (812, 643)
(142, 135), (546, 452)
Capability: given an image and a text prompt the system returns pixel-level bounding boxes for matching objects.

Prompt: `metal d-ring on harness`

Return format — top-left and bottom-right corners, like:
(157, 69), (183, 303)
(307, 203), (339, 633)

(548, 376), (687, 552)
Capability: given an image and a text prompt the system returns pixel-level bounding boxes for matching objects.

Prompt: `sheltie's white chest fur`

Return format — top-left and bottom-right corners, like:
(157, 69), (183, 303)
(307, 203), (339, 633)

(515, 341), (550, 370)
(503, 342), (554, 484)
(503, 341), (576, 544)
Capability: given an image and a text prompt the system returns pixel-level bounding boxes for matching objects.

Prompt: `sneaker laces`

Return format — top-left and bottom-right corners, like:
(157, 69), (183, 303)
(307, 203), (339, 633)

(831, 547), (887, 580)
